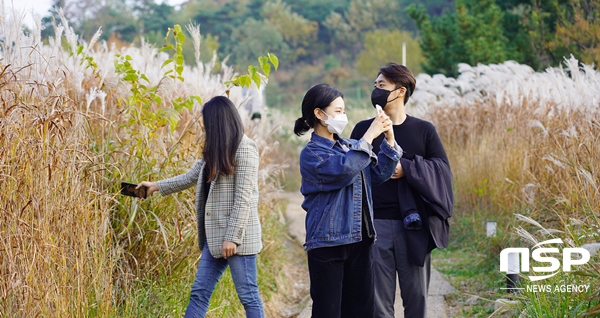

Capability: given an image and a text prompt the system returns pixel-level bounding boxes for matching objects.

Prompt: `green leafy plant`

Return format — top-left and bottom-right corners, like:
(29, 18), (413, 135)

(113, 24), (278, 165)
(71, 44), (98, 72)
(226, 53), (278, 89)
(113, 24), (201, 169)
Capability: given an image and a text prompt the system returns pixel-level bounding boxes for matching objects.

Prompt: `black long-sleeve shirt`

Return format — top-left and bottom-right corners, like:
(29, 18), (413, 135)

(350, 115), (449, 220)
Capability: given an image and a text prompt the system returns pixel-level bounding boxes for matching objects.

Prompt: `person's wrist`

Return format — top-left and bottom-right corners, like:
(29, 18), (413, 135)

(386, 133), (394, 144)
(362, 133), (374, 144)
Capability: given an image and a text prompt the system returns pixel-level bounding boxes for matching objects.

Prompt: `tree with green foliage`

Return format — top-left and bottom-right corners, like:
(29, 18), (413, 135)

(550, 0), (600, 66)
(455, 0), (508, 65)
(495, 1), (540, 69)
(198, 34), (221, 63)
(193, 0), (254, 57)
(407, 4), (463, 76)
(136, 1), (175, 37)
(324, 0), (403, 54)
(513, 0), (570, 68)
(408, 0), (509, 77)
(283, 0), (345, 43)
(404, 0), (453, 16)
(80, 3), (137, 42)
(409, 0), (581, 75)
(262, 0), (318, 62)
(231, 18), (289, 68)
(456, 0), (508, 65)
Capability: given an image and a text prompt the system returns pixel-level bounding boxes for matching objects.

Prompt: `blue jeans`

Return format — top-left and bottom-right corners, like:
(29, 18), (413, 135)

(184, 243), (264, 318)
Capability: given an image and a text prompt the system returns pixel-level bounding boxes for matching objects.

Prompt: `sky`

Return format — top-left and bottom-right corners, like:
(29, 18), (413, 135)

(4, 0), (188, 28)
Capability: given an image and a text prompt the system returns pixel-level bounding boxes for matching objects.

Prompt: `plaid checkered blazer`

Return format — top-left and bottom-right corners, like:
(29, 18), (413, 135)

(157, 135), (262, 258)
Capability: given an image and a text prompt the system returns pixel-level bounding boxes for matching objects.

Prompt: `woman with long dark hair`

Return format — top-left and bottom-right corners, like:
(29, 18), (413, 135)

(294, 84), (403, 317)
(137, 96), (264, 318)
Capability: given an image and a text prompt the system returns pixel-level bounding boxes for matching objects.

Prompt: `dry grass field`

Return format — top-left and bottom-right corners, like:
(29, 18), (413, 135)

(0, 9), (296, 318)
(412, 58), (600, 316)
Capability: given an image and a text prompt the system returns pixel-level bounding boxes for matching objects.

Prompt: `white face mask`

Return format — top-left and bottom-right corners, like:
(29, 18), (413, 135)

(321, 110), (348, 135)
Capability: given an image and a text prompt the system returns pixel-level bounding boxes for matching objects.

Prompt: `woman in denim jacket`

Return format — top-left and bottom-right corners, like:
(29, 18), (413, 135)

(294, 84), (402, 317)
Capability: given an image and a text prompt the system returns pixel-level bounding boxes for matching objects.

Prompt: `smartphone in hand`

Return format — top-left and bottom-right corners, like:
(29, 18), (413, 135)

(121, 182), (147, 199)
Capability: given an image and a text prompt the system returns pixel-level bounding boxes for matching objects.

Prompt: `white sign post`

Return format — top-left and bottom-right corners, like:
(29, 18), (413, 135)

(487, 221), (497, 237)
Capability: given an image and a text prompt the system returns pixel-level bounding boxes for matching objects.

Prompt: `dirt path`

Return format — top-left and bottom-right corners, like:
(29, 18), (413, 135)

(281, 191), (456, 318)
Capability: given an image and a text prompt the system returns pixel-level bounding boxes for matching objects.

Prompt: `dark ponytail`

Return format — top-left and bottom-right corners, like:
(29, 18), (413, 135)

(294, 84), (343, 136)
(294, 117), (311, 136)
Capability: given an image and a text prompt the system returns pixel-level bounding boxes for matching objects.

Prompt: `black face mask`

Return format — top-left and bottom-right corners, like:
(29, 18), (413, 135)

(371, 87), (400, 109)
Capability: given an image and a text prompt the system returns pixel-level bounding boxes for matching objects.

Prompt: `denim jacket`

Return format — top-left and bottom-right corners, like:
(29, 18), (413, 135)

(300, 133), (403, 250)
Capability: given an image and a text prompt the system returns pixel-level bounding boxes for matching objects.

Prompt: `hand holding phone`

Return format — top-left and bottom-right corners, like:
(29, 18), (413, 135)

(375, 104), (395, 143)
(121, 182), (148, 199)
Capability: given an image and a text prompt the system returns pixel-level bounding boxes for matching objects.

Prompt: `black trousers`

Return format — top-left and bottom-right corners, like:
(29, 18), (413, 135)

(307, 235), (374, 318)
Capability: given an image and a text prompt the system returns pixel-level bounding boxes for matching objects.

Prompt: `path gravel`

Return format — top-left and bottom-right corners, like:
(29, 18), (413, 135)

(282, 191), (456, 318)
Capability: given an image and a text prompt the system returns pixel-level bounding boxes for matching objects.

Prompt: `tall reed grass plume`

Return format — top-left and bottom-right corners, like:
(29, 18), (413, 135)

(409, 57), (600, 315)
(1, 7), (288, 317)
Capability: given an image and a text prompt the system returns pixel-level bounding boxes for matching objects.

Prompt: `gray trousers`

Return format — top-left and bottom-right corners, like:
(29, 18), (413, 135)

(372, 219), (431, 318)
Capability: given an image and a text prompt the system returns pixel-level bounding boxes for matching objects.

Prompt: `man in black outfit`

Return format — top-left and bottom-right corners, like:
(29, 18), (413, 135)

(350, 64), (453, 318)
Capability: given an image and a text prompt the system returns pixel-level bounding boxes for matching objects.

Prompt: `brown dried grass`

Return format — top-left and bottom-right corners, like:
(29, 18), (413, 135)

(0, 53), (292, 317)
(0, 64), (115, 316)
(429, 98), (600, 235)
(424, 93), (600, 315)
